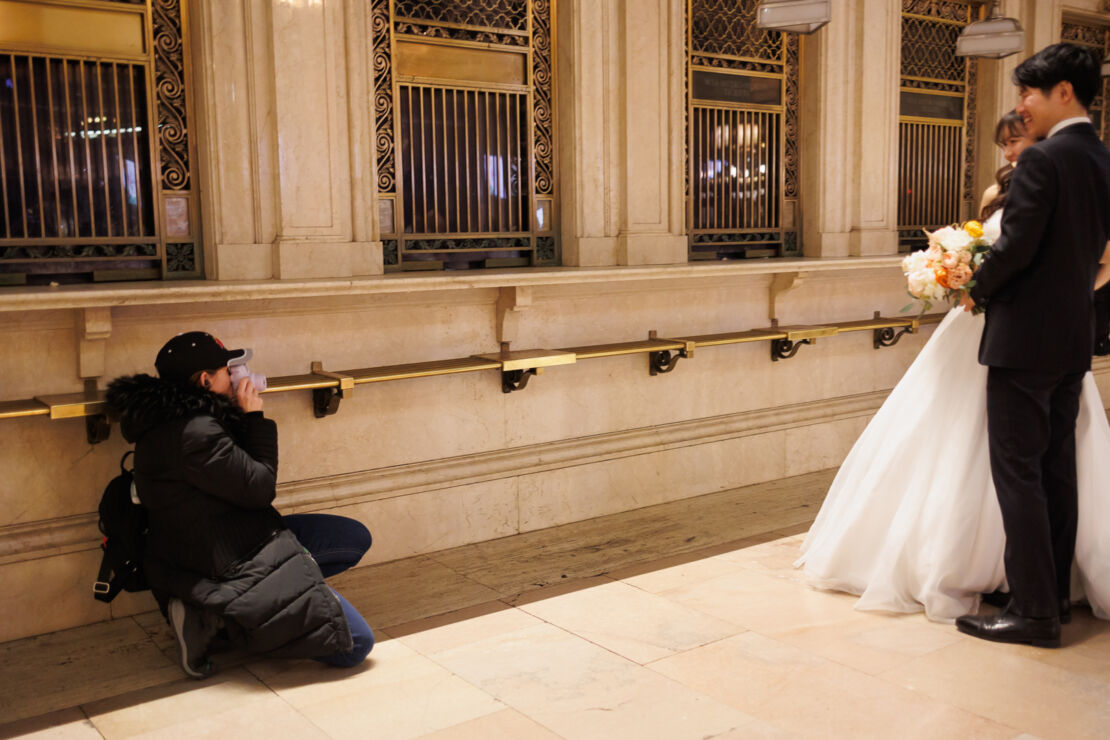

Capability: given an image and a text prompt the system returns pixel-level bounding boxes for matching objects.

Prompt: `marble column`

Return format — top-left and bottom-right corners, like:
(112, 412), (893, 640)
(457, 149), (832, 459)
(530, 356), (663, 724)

(189, 0), (382, 280)
(557, 0), (686, 267)
(557, 0), (622, 266)
(614, 0), (687, 265)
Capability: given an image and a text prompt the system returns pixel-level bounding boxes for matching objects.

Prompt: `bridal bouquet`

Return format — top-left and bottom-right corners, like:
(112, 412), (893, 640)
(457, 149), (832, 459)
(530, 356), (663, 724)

(901, 220), (992, 313)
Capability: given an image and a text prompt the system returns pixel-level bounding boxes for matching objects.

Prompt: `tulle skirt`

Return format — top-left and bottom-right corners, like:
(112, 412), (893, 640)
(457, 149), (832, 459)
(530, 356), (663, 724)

(796, 307), (1110, 622)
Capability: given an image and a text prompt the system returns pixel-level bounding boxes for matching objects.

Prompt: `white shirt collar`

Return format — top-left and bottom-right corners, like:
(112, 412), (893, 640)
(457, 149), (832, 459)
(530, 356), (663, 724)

(1048, 116), (1094, 138)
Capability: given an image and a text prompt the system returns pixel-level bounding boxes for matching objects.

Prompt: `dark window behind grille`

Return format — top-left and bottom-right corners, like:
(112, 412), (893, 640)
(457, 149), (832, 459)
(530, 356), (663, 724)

(691, 107), (781, 232)
(399, 86), (529, 235)
(0, 55), (154, 242)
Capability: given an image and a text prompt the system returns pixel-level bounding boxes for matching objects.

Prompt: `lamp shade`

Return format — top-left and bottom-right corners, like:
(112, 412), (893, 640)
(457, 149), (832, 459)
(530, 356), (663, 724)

(756, 0), (830, 35)
(955, 15), (1025, 59)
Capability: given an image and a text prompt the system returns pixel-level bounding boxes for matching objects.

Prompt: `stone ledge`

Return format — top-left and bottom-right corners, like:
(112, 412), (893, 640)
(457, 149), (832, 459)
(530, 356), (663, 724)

(0, 256), (904, 313)
(0, 388), (891, 565)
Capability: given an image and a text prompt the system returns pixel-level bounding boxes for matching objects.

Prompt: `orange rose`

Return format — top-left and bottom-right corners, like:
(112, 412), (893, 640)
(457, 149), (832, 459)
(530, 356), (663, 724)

(964, 220), (984, 239)
(935, 266), (950, 289)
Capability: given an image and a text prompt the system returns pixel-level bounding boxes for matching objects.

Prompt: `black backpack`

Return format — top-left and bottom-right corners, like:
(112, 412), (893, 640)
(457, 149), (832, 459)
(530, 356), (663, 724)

(94, 451), (149, 602)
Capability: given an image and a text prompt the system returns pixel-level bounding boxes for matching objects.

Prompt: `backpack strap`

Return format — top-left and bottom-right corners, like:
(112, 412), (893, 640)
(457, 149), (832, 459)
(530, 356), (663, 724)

(93, 542), (127, 603)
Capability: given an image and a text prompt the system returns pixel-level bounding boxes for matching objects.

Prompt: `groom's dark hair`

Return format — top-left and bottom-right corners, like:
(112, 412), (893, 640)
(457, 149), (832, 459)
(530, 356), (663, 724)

(1013, 43), (1102, 110)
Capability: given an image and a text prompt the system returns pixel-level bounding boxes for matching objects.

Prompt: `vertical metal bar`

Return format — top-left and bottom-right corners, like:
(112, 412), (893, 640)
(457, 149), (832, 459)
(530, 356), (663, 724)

(79, 61), (96, 237)
(0, 56), (12, 238)
(45, 58), (63, 237)
(484, 91), (492, 232)
(96, 63), (113, 236)
(63, 61), (79, 238)
(27, 56), (47, 237)
(756, 110), (762, 229)
(714, 107), (722, 230)
(128, 65), (146, 235)
(406, 85), (416, 234)
(418, 86), (429, 234)
(429, 87), (439, 232)
(452, 89), (460, 233)
(463, 90), (471, 232)
(510, 94), (518, 233)
(494, 92), (503, 231)
(11, 54), (30, 237)
(738, 109), (746, 230)
(113, 63), (129, 236)
(730, 109), (738, 230)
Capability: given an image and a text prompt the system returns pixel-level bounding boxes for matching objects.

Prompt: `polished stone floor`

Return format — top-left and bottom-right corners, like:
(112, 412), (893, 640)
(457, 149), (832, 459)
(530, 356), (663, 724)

(1, 469), (1107, 739)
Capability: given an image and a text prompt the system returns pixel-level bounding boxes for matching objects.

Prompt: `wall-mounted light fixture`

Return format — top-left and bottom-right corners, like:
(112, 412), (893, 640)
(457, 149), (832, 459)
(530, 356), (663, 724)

(956, 0), (1024, 58)
(755, 0), (830, 35)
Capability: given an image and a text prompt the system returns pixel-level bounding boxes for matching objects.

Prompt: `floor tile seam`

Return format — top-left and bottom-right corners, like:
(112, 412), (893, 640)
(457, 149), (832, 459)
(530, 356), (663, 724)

(383, 621), (572, 739)
(240, 660), (326, 732)
(77, 703), (108, 740)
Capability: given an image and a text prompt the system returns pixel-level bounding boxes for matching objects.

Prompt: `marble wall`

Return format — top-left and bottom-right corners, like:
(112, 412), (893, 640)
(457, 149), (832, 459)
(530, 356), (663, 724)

(1, 0), (1108, 643)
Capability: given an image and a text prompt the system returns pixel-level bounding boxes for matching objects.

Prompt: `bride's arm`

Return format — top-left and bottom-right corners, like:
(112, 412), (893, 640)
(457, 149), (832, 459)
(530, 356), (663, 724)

(1096, 242), (1110, 290)
(979, 183), (999, 216)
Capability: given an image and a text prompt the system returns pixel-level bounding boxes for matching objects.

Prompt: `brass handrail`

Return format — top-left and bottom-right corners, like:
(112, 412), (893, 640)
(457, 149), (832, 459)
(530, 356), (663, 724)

(0, 312), (947, 432)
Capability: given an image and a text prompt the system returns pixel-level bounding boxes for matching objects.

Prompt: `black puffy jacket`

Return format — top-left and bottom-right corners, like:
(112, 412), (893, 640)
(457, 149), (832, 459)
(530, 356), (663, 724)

(106, 374), (352, 660)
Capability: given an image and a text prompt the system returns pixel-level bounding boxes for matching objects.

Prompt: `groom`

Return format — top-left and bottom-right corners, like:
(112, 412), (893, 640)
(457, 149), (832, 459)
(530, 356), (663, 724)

(956, 43), (1110, 648)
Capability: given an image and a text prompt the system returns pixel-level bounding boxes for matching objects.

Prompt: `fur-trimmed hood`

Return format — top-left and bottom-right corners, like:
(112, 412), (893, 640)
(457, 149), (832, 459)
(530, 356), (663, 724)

(107, 374), (243, 443)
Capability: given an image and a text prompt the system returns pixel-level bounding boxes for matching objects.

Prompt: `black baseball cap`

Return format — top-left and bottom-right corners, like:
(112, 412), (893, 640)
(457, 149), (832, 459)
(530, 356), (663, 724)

(155, 332), (252, 383)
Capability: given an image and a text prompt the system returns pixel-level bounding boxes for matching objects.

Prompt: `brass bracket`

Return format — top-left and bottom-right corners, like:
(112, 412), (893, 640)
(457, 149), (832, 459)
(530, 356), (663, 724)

(86, 414), (111, 445)
(502, 368), (539, 393)
(771, 337), (811, 361)
(310, 362), (355, 418)
(647, 331), (694, 376)
(873, 312), (919, 349)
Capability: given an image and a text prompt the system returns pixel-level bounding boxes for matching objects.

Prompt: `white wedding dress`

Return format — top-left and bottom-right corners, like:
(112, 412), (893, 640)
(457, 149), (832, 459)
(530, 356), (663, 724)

(797, 211), (1110, 622)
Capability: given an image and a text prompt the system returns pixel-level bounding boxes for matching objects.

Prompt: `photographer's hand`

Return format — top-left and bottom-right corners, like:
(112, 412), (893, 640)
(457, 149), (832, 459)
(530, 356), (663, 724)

(236, 377), (264, 413)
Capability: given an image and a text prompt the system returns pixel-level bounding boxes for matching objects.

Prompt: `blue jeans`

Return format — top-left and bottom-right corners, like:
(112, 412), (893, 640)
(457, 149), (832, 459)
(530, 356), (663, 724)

(283, 514), (374, 667)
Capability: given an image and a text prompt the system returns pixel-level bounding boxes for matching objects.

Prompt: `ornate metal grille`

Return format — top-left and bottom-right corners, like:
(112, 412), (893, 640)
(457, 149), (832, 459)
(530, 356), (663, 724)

(898, 0), (977, 252)
(0, 0), (199, 284)
(687, 0), (800, 260)
(1061, 18), (1110, 143)
(373, 0), (556, 271)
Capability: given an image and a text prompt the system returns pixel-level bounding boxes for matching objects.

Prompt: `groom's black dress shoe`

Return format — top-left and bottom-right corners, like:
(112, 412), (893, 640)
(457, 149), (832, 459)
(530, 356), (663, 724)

(956, 609), (1060, 648)
(979, 591), (1071, 624)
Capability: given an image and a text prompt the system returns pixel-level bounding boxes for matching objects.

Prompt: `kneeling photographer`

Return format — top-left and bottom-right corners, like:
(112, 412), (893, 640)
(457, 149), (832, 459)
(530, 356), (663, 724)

(107, 332), (373, 677)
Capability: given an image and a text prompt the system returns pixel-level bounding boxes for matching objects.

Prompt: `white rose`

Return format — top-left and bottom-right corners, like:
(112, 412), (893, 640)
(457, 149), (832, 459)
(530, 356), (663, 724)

(939, 229), (972, 251)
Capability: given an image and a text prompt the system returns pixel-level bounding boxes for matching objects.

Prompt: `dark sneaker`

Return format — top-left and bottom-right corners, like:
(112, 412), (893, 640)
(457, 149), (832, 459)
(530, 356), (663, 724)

(168, 598), (214, 678)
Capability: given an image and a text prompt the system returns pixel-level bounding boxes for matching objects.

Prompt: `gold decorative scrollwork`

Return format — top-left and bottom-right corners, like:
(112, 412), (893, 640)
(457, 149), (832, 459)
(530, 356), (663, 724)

(152, 0), (189, 191)
(902, 0), (973, 23)
(394, 0), (527, 31)
(393, 22), (526, 46)
(372, 0), (395, 194)
(963, 58), (978, 210)
(784, 35), (799, 200)
(901, 14), (966, 82)
(690, 0), (782, 62)
(532, 0), (553, 196)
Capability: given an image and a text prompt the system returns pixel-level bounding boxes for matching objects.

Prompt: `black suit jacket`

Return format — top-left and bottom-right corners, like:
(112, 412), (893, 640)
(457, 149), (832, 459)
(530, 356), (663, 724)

(969, 123), (1110, 372)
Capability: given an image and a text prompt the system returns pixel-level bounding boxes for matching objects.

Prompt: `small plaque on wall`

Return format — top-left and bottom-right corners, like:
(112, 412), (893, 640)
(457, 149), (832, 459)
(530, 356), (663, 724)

(692, 70), (782, 106)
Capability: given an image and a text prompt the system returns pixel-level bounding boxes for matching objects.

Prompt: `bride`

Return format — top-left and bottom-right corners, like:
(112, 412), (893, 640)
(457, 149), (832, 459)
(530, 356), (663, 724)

(796, 111), (1110, 623)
